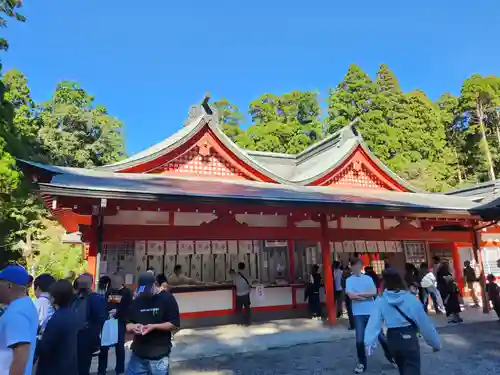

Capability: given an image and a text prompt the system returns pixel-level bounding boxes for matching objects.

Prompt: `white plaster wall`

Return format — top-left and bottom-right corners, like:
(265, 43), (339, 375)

(383, 219), (420, 229)
(481, 233), (500, 242)
(383, 219), (399, 229)
(174, 212), (216, 226)
(104, 210), (171, 225)
(176, 290), (233, 313)
(341, 217), (381, 230)
(235, 214), (287, 227)
(250, 286), (293, 308)
(295, 219), (320, 228)
(328, 220), (338, 228)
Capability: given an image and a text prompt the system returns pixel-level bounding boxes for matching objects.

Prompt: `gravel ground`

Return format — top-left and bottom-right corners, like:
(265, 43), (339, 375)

(171, 321), (500, 375)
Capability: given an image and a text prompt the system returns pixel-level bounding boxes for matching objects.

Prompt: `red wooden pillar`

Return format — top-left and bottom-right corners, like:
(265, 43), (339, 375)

(451, 243), (464, 293)
(473, 231), (489, 313)
(320, 213), (336, 324)
(86, 224), (98, 290)
(86, 214), (102, 291)
(288, 239), (297, 307)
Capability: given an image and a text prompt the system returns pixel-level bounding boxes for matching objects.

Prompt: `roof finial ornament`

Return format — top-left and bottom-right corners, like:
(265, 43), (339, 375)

(184, 92), (214, 127)
(202, 91), (213, 115)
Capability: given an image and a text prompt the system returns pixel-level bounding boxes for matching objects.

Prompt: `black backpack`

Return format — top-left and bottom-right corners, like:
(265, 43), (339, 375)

(72, 293), (90, 331)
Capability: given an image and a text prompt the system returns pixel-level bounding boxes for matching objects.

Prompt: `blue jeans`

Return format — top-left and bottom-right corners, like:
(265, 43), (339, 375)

(354, 315), (393, 368)
(126, 353), (170, 375)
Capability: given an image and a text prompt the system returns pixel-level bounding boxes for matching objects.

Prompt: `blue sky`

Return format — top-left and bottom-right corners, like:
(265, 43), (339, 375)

(3, 1), (500, 155)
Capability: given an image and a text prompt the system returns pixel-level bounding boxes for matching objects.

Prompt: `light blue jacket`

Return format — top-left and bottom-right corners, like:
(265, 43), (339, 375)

(364, 290), (441, 350)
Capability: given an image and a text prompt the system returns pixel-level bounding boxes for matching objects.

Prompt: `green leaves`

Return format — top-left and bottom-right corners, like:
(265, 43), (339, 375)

(38, 80), (126, 167)
(0, 0), (26, 52)
(235, 90), (322, 154)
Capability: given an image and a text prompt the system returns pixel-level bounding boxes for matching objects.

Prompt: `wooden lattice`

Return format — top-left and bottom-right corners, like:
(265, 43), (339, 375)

(326, 163), (387, 189)
(151, 146), (247, 178)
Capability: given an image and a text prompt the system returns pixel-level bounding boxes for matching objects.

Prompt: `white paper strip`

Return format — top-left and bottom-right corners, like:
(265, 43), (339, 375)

(252, 240), (261, 254)
(355, 240), (367, 253)
(195, 240), (211, 255)
(377, 241), (386, 253)
(239, 240), (253, 254)
(343, 241), (355, 253)
(213, 240), (229, 254)
(147, 241), (164, 256)
(334, 242), (344, 253)
(178, 241), (194, 254)
(395, 241), (403, 253)
(165, 241), (177, 255)
(366, 241), (378, 253)
(385, 241), (397, 253)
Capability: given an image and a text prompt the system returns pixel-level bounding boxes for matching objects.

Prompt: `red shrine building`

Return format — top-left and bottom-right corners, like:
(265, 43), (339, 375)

(21, 97), (500, 326)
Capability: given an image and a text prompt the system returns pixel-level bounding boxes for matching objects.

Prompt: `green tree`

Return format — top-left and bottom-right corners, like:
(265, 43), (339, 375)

(457, 74), (500, 181)
(237, 90), (322, 154)
(38, 81), (126, 167)
(0, 0), (26, 51)
(437, 93), (465, 184)
(326, 64), (375, 134)
(25, 219), (87, 279)
(326, 64), (404, 171)
(214, 98), (244, 141)
(396, 90), (455, 191)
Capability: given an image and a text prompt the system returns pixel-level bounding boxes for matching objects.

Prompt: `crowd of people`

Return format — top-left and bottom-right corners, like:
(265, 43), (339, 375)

(1, 256), (499, 375)
(311, 256), (500, 374)
(0, 266), (180, 375)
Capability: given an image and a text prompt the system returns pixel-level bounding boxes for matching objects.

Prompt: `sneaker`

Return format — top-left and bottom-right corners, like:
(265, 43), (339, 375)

(354, 364), (366, 373)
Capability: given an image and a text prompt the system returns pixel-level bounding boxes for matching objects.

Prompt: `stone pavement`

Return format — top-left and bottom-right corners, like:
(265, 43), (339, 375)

(90, 306), (499, 374)
(172, 321), (500, 374)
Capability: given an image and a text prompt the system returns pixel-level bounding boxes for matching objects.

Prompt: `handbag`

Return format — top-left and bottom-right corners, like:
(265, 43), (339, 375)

(100, 316), (118, 347)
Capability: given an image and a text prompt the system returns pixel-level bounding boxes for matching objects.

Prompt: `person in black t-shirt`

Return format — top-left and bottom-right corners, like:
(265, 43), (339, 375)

(98, 273), (133, 375)
(126, 272), (180, 375)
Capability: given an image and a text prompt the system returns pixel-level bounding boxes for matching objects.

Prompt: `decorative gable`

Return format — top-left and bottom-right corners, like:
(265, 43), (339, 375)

(149, 146), (246, 178)
(311, 146), (406, 191)
(148, 133), (253, 180)
(326, 161), (387, 189)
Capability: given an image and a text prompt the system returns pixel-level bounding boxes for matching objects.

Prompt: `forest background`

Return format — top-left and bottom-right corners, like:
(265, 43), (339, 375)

(2, 2), (500, 276)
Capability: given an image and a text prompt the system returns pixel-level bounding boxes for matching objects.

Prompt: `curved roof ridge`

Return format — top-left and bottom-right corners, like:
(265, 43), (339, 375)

(98, 113), (207, 172)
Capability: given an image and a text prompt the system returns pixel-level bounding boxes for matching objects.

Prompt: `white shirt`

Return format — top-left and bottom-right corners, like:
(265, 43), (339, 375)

(34, 293), (54, 332)
(421, 272), (437, 288)
(233, 272), (251, 296)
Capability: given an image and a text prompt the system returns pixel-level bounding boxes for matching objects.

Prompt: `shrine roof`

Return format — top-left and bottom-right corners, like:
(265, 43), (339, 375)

(96, 98), (417, 190)
(24, 161), (477, 215)
(446, 180), (500, 203)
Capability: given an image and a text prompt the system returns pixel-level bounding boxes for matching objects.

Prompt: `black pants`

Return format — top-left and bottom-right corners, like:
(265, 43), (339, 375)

(492, 299), (500, 319)
(98, 321), (126, 374)
(308, 292), (321, 317)
(345, 294), (354, 329)
(387, 326), (421, 375)
(334, 290), (344, 317)
(77, 332), (99, 375)
(235, 293), (251, 325)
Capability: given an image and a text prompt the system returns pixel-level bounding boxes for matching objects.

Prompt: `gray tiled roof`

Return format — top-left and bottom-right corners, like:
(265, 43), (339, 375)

(24, 161), (478, 214)
(97, 101), (417, 190)
(445, 180), (500, 203)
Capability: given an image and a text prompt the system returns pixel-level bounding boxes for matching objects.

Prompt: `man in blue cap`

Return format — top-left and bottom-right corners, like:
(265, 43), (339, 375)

(0, 265), (38, 375)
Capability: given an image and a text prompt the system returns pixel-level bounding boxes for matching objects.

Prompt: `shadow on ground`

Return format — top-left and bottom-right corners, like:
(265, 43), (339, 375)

(171, 321), (500, 375)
